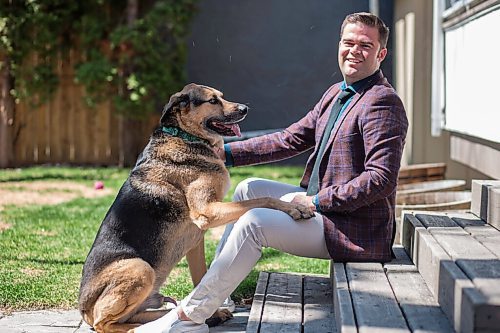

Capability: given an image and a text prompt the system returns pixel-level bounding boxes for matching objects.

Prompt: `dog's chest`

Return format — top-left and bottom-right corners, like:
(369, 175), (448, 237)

(160, 219), (203, 256)
(180, 222), (204, 246)
(219, 168), (231, 198)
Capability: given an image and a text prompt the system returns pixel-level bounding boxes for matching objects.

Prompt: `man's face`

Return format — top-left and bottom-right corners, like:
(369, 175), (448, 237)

(338, 22), (387, 85)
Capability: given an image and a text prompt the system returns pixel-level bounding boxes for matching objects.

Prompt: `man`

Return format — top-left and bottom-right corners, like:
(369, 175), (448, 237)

(136, 12), (408, 333)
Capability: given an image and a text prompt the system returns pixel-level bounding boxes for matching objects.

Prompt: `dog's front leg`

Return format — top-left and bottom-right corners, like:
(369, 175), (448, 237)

(186, 177), (315, 230)
(186, 237), (207, 287)
(190, 199), (315, 230)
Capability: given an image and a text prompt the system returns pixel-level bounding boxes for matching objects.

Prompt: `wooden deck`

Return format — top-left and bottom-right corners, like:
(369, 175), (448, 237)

(244, 248), (451, 333)
(242, 210), (500, 332)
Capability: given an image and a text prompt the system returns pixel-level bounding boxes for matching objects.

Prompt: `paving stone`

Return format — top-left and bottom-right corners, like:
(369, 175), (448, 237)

(0, 327), (77, 333)
(74, 320), (92, 333)
(0, 307), (249, 333)
(0, 310), (81, 333)
(74, 308), (250, 332)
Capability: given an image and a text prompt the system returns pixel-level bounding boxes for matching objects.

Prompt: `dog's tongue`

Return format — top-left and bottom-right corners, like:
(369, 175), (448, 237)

(230, 124), (241, 137)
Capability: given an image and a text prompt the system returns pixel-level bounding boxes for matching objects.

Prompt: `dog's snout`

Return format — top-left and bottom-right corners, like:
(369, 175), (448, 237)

(238, 104), (248, 115)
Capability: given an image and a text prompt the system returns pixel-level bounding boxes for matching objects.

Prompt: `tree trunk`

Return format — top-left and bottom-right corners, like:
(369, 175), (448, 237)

(0, 55), (15, 168)
(118, 0), (143, 167)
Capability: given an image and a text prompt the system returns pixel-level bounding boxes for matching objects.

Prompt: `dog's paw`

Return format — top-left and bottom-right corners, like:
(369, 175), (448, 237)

(162, 295), (177, 306)
(281, 203), (315, 220)
(297, 204), (315, 219)
(286, 207), (303, 220)
(205, 309), (233, 327)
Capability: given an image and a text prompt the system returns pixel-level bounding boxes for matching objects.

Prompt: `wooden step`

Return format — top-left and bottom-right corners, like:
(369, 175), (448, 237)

(331, 246), (453, 333)
(246, 272), (336, 333)
(401, 210), (500, 332)
(471, 180), (500, 229)
(398, 162), (446, 185)
(449, 211), (500, 257)
(345, 261), (409, 333)
(385, 247), (454, 333)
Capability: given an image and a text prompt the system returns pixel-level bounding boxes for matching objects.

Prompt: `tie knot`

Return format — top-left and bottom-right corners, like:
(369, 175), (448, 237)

(337, 88), (355, 103)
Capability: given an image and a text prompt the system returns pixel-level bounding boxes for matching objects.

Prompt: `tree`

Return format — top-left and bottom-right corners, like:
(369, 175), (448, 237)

(0, 0), (197, 167)
(0, 53), (14, 168)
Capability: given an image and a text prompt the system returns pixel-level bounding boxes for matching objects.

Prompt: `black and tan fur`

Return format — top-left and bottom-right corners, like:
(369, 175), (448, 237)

(78, 83), (314, 333)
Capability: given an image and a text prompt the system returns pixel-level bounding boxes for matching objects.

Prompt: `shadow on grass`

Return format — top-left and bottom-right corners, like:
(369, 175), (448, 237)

(261, 248), (286, 260)
(0, 167), (126, 183)
(0, 256), (85, 266)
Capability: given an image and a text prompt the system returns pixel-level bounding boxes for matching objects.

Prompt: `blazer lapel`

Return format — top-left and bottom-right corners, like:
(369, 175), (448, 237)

(314, 86), (363, 161)
(324, 91), (364, 147)
(316, 86), (341, 142)
(323, 72), (384, 150)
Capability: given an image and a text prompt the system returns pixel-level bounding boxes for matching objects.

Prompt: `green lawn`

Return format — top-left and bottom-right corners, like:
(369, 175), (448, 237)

(0, 166), (329, 312)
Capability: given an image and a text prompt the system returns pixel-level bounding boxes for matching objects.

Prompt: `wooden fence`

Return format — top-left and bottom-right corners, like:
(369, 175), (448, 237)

(9, 56), (159, 167)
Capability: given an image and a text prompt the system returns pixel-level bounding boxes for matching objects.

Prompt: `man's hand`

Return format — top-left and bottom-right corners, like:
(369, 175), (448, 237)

(291, 194), (316, 212)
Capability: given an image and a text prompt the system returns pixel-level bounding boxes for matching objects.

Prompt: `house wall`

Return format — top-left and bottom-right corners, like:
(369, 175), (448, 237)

(393, 0), (490, 186)
(186, 0), (395, 164)
(441, 2), (500, 180)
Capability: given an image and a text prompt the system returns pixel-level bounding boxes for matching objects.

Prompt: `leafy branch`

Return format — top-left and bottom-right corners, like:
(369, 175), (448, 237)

(0, 0), (197, 118)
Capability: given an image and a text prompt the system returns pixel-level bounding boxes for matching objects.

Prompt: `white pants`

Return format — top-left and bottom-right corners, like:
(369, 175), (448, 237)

(181, 177), (330, 323)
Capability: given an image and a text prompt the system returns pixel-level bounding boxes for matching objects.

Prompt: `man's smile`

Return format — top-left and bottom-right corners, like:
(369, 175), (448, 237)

(347, 58), (362, 64)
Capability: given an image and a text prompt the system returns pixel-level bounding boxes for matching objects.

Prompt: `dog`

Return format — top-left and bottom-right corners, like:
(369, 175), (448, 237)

(78, 83), (315, 333)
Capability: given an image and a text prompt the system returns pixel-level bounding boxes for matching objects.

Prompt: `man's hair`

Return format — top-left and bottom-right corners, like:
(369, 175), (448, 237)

(340, 12), (389, 49)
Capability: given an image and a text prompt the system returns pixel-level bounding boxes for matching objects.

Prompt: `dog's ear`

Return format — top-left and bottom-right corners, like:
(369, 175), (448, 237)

(160, 92), (189, 124)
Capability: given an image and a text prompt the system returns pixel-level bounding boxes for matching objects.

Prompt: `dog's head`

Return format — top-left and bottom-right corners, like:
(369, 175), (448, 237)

(160, 83), (248, 146)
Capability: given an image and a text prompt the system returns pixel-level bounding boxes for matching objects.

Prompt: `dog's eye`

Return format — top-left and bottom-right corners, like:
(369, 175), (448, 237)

(208, 98), (219, 104)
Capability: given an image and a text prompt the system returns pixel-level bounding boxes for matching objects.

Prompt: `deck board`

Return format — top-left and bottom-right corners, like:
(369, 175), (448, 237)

(246, 271), (269, 333)
(346, 262), (409, 333)
(249, 272), (335, 333)
(259, 272), (302, 333)
(385, 247), (454, 333)
(303, 275), (336, 333)
(331, 263), (357, 333)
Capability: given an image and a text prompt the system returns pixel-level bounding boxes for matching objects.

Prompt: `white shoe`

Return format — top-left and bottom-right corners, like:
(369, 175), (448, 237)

(219, 297), (236, 313)
(134, 307), (208, 333)
(168, 320), (208, 333)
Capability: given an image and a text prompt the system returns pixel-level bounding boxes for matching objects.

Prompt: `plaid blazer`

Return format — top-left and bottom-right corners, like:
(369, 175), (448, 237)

(228, 70), (408, 262)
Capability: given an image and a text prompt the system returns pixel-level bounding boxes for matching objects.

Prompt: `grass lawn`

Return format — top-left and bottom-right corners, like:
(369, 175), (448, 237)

(0, 166), (329, 312)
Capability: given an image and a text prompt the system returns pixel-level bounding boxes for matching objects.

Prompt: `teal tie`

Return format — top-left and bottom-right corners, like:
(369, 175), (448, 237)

(306, 89), (355, 196)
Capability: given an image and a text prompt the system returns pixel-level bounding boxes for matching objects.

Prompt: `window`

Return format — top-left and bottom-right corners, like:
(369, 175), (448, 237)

(433, 0), (500, 143)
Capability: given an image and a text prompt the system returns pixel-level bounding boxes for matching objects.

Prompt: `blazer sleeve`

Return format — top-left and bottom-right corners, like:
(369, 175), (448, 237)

(228, 86), (336, 166)
(316, 93), (409, 212)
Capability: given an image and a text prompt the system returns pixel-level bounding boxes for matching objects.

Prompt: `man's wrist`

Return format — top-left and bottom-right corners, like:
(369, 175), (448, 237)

(223, 144), (234, 167)
(312, 194), (321, 212)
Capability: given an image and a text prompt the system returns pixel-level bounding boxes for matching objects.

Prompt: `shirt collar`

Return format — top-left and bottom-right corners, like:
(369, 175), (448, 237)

(341, 69), (381, 93)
